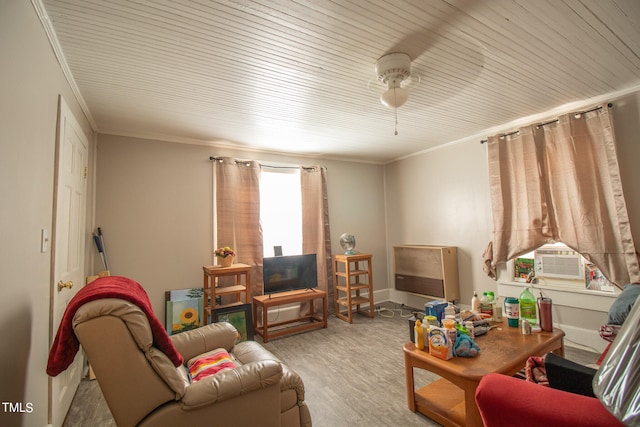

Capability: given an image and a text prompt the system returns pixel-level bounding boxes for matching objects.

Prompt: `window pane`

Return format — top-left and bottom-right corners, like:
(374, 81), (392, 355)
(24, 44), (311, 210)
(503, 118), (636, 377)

(260, 168), (302, 257)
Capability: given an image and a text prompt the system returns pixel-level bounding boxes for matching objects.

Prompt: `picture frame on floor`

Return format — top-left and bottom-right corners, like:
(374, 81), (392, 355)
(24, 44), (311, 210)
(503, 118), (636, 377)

(165, 288), (204, 335)
(212, 303), (254, 342)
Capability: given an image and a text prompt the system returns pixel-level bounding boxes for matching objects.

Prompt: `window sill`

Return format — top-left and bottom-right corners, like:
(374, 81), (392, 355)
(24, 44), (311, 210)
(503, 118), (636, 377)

(497, 280), (619, 313)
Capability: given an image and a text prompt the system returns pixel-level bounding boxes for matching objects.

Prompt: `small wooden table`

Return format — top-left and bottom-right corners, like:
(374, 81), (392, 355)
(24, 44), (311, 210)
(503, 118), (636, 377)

(334, 253), (374, 323)
(253, 289), (328, 343)
(203, 264), (251, 323)
(404, 324), (564, 427)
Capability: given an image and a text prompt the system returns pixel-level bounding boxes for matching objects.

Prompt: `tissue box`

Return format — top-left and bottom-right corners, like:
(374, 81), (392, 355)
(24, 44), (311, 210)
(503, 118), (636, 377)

(425, 300), (448, 321)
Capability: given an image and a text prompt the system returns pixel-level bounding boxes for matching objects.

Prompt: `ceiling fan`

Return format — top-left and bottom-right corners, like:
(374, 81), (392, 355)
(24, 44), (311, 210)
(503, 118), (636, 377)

(375, 52), (419, 109)
(369, 3), (483, 135)
(372, 52), (420, 135)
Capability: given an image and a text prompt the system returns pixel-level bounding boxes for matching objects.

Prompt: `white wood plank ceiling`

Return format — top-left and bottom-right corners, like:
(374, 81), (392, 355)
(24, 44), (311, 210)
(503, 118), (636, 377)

(39, 0), (640, 163)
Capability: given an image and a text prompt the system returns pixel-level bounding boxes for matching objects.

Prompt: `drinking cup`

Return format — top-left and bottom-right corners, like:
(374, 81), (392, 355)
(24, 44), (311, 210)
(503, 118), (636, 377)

(538, 297), (553, 331)
(504, 297), (520, 327)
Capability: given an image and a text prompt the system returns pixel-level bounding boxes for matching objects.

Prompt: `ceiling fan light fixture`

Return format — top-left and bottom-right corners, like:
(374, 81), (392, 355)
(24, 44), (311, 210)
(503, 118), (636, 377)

(374, 52), (414, 135)
(375, 53), (412, 109)
(380, 82), (409, 108)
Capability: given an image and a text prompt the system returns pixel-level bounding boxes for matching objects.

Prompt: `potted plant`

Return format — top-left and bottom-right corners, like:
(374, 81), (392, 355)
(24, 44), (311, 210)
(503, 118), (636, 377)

(214, 246), (236, 267)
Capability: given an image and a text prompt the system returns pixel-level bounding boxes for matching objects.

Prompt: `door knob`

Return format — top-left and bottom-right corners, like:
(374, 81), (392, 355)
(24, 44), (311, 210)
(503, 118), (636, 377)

(57, 280), (74, 292)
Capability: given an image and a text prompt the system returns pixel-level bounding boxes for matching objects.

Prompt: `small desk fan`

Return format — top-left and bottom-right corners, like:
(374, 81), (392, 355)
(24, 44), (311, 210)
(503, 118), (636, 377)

(339, 233), (356, 255)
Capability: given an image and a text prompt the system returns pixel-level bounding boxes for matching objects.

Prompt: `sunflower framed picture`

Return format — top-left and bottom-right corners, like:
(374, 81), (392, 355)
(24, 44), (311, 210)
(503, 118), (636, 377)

(165, 288), (204, 335)
(212, 303), (254, 342)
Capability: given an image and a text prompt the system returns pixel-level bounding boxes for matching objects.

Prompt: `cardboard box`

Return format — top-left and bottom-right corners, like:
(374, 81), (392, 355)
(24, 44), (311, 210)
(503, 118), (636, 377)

(428, 326), (453, 360)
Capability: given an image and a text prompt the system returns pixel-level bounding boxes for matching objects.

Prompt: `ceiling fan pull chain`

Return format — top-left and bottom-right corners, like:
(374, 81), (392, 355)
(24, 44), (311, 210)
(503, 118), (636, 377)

(394, 86), (399, 135)
(394, 108), (399, 136)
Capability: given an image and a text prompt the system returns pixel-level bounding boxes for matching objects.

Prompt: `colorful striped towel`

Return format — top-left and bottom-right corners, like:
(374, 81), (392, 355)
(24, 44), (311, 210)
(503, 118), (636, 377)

(188, 348), (236, 382)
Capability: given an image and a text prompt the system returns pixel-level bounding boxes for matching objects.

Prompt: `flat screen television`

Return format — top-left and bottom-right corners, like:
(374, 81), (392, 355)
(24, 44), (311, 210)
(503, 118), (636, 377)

(263, 254), (318, 295)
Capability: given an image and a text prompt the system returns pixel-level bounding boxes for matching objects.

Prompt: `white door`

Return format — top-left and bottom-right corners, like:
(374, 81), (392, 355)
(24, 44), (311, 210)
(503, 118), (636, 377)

(48, 96), (88, 426)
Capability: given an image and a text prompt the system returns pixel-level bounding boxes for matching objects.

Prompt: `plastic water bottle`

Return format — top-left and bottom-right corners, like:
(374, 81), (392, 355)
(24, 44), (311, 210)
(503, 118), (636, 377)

(471, 291), (480, 312)
(422, 317), (430, 345)
(480, 292), (493, 318)
(464, 321), (475, 337)
(444, 303), (456, 320)
(492, 296), (503, 322)
(519, 287), (537, 326)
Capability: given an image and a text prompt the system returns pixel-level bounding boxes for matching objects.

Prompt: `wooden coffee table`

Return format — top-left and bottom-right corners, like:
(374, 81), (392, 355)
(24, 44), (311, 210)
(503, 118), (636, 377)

(404, 324), (564, 427)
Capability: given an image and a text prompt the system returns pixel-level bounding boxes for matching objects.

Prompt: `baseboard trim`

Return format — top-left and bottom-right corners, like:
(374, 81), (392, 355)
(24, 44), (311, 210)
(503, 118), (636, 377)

(558, 323), (607, 353)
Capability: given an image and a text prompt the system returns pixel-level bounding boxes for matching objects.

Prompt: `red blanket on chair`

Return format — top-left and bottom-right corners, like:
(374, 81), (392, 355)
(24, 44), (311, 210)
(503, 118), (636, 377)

(47, 276), (183, 376)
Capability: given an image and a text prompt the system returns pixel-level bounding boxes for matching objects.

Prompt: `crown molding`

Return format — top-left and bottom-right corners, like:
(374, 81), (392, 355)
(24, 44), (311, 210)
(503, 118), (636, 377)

(31, 0), (97, 131)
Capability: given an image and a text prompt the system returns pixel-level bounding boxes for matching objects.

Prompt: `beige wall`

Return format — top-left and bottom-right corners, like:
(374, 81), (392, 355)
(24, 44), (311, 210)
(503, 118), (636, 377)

(384, 137), (496, 305)
(95, 135), (388, 316)
(0, 2), (95, 426)
(384, 90), (640, 347)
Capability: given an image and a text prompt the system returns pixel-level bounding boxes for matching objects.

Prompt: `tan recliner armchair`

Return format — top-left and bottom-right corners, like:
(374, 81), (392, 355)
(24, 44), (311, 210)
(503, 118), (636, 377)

(73, 298), (312, 427)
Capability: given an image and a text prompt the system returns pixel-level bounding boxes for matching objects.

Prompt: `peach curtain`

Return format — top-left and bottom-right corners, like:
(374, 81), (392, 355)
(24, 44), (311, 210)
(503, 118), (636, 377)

(214, 158), (264, 298)
(301, 166), (334, 312)
(483, 105), (640, 287)
(482, 126), (553, 273)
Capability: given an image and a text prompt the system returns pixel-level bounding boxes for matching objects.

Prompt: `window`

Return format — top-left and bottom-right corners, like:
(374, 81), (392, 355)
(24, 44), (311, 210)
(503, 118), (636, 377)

(483, 105), (639, 287)
(509, 242), (615, 293)
(260, 168), (302, 257)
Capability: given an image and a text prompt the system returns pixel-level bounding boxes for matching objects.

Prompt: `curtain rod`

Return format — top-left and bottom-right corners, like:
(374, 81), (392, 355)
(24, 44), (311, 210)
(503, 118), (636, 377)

(480, 102), (613, 144)
(209, 156), (321, 171)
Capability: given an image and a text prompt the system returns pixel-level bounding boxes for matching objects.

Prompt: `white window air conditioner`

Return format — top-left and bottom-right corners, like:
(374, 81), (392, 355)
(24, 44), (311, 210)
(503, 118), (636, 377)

(534, 245), (585, 280)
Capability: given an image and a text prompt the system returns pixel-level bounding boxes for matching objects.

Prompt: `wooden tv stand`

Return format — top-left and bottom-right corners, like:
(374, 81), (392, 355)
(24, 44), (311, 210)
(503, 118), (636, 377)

(252, 289), (327, 343)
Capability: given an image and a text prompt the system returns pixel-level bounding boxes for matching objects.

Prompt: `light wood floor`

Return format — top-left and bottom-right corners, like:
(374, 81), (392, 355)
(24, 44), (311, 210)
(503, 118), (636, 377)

(63, 302), (599, 427)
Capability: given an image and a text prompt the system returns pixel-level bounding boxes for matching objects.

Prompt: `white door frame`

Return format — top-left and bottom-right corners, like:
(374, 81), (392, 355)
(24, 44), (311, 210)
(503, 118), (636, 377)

(48, 95), (88, 426)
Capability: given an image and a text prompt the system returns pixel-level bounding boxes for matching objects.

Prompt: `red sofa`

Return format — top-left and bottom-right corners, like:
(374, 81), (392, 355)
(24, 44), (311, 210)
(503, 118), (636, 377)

(475, 372), (624, 427)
